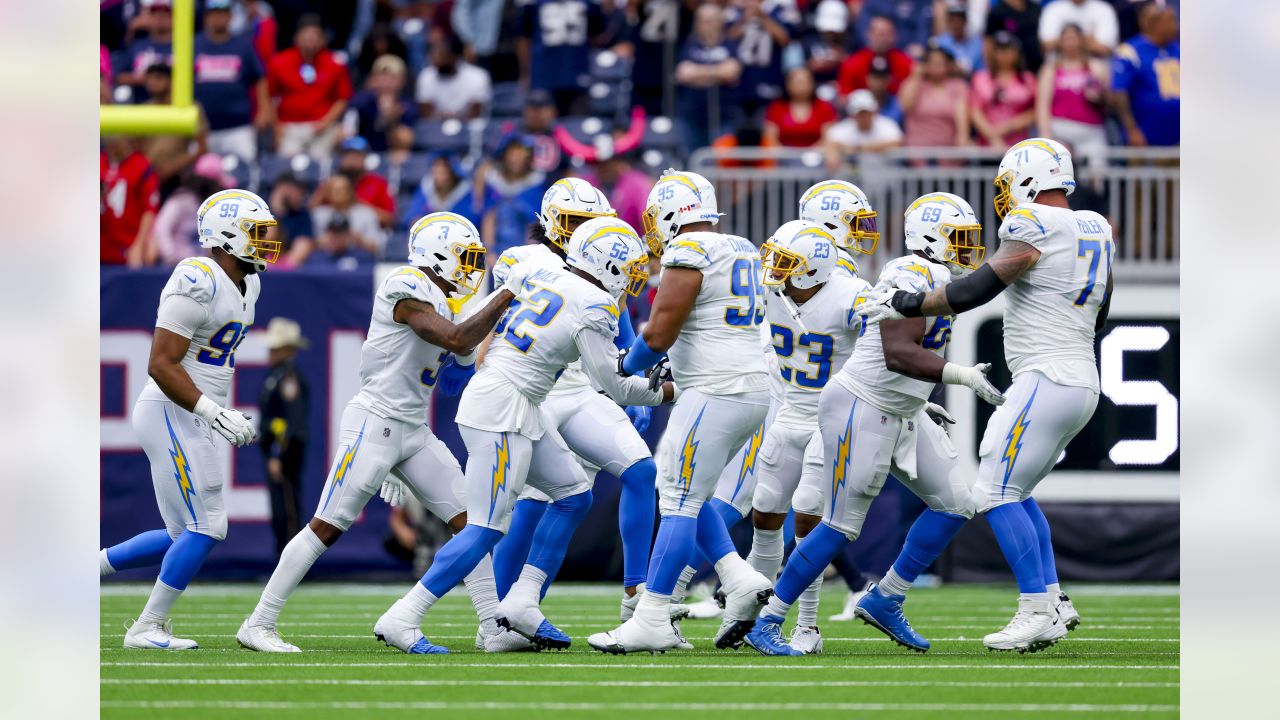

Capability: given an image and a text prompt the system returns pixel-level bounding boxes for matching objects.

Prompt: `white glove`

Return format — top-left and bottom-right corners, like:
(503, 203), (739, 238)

(857, 288), (908, 324)
(380, 476), (406, 508)
(194, 395), (256, 447)
(941, 362), (1006, 406)
(923, 401), (956, 426)
(500, 260), (533, 296)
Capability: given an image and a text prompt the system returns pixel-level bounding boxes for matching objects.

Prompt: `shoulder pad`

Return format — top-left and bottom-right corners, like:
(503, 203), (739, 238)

(1000, 207), (1051, 247)
(382, 266), (441, 308)
(880, 256), (943, 293)
(581, 297), (621, 338)
(663, 234), (715, 270)
(170, 258), (219, 304)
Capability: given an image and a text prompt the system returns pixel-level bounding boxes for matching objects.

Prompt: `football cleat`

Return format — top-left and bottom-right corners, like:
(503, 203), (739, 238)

(829, 583), (872, 621)
(123, 619), (198, 650)
(374, 605), (449, 654)
(670, 619), (695, 650)
(477, 617), (536, 653)
(854, 584), (929, 652)
(788, 625), (824, 654)
(496, 595), (547, 639)
(715, 570), (774, 649)
(983, 595), (1062, 653)
(497, 615), (572, 651)
(745, 615), (804, 656)
(236, 620), (300, 653)
(1055, 592), (1081, 631)
(621, 585), (691, 623)
(589, 613), (681, 655)
(685, 589), (725, 620)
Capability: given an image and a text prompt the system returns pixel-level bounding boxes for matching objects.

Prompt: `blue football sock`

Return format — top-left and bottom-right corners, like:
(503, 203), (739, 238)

(492, 499), (547, 599)
(696, 499), (740, 564)
(891, 510), (968, 583)
(1021, 498), (1059, 587)
(105, 529), (173, 572)
(156, 531), (219, 591)
(985, 503), (1046, 594)
(774, 522), (848, 605)
(782, 509), (795, 547)
(646, 515), (697, 595)
(422, 524), (504, 598)
(618, 459), (657, 588)
(527, 490), (593, 583)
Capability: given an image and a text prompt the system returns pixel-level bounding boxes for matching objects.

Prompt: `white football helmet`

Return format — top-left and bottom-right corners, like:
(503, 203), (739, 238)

(798, 180), (879, 255)
(760, 220), (838, 290)
(993, 138), (1076, 218)
(407, 212), (487, 297)
(565, 217), (650, 298)
(663, 168), (721, 223)
(904, 192), (984, 276)
(536, 177), (616, 248)
(642, 172), (715, 257)
(196, 189), (280, 272)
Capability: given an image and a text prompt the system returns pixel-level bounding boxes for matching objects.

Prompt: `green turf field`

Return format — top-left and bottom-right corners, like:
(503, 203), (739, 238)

(101, 582), (1178, 718)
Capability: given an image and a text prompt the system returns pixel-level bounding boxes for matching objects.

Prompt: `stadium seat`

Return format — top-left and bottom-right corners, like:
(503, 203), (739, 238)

(219, 154), (253, 190)
(382, 152), (433, 195)
(640, 115), (683, 154)
(482, 119), (522, 155)
(587, 82), (629, 119)
(637, 148), (679, 174)
(258, 153), (325, 189)
(414, 118), (472, 155)
(589, 49), (632, 82)
(558, 116), (614, 146)
(490, 82), (525, 119)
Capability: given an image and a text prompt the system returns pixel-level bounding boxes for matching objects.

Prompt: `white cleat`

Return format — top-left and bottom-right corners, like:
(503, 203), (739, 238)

(236, 621), (300, 653)
(1055, 592), (1081, 631)
(983, 596), (1063, 653)
(123, 619), (198, 650)
(829, 584), (872, 621)
(685, 593), (724, 620)
(373, 604), (432, 654)
(715, 570), (774, 649)
(477, 617), (536, 653)
(671, 619), (695, 650)
(496, 595), (547, 638)
(589, 613), (681, 655)
(789, 625), (824, 654)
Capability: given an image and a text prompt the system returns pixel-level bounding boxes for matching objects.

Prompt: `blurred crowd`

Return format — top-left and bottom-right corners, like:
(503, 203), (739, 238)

(101, 0), (1179, 272)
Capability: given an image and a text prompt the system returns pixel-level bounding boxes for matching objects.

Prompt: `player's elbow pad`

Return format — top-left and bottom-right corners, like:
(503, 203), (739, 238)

(943, 264), (1007, 313)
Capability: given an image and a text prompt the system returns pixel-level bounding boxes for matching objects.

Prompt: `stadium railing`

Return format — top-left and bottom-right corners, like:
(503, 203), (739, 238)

(687, 146), (1180, 282)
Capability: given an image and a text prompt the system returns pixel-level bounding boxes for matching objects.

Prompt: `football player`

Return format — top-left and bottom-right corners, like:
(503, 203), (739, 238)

(235, 212), (520, 652)
(747, 192), (1005, 656)
(373, 217), (671, 653)
(858, 139), (1112, 652)
(588, 171), (775, 654)
(485, 178), (667, 634)
(100, 190), (278, 650)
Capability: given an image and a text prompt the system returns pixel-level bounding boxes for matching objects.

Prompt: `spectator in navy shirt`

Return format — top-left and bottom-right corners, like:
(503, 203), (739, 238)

(859, 0), (934, 57)
(676, 4), (742, 152)
(626, 0), (694, 116)
(932, 1), (984, 75)
(267, 173), (316, 268)
(517, 0), (612, 115)
(117, 0), (174, 100)
(724, 0), (795, 121)
(805, 0), (855, 94)
(194, 0), (269, 161)
(985, 0), (1043, 72)
(348, 54), (417, 153)
(478, 133), (549, 258)
(1112, 3), (1179, 147)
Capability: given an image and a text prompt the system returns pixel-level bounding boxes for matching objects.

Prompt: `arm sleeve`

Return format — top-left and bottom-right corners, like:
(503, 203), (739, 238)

(575, 329), (665, 407)
(155, 293), (209, 338)
(614, 302), (636, 350)
(941, 264), (1008, 314)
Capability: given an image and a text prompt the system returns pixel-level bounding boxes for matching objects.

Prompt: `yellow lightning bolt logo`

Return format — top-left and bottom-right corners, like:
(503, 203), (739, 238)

(830, 404), (856, 516)
(164, 408), (197, 521)
(730, 422), (765, 502)
(677, 406), (707, 509)
(1001, 382), (1039, 495)
(488, 434), (512, 523)
(901, 261), (936, 289)
(322, 419), (367, 513)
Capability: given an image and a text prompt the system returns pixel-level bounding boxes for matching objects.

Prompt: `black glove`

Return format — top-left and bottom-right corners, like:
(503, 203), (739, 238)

(646, 357), (673, 392)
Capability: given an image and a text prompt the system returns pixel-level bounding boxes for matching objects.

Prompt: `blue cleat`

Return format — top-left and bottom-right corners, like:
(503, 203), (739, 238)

(407, 637), (450, 654)
(854, 584), (930, 652)
(744, 615), (804, 657)
(529, 619), (572, 650)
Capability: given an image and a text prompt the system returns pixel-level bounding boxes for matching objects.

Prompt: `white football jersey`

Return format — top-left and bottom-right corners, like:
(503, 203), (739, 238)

(493, 243), (593, 396)
(661, 232), (771, 395)
(999, 204), (1112, 392)
(833, 248), (861, 279)
(350, 266), (455, 424)
(139, 257), (260, 407)
(457, 265), (629, 436)
(836, 255), (955, 418)
(767, 274), (870, 431)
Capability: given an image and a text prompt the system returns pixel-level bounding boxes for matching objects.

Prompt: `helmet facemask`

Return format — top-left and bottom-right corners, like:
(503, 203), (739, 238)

(239, 218), (282, 266)
(617, 255), (650, 297)
(544, 205), (616, 249)
(839, 209), (881, 255)
(940, 222), (985, 272)
(760, 242), (807, 287)
(641, 204), (669, 257)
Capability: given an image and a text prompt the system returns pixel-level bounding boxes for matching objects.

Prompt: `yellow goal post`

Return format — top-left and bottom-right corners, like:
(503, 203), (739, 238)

(99, 0), (199, 136)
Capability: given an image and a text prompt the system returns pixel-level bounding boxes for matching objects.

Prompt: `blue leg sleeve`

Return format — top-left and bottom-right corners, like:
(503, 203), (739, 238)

(890, 509), (968, 583)
(985, 503), (1046, 594)
(105, 529), (174, 572)
(422, 524), (505, 598)
(696, 499), (741, 565)
(156, 531), (219, 591)
(618, 459), (657, 588)
(492, 499), (547, 599)
(527, 490), (593, 582)
(1021, 498), (1059, 587)
(645, 515), (697, 595)
(774, 522), (848, 605)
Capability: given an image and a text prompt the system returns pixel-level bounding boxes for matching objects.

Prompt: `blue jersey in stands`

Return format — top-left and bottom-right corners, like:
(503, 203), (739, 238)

(628, 0), (691, 91)
(1112, 36), (1180, 146)
(519, 0), (608, 92)
(724, 1), (796, 104)
(193, 33), (264, 131)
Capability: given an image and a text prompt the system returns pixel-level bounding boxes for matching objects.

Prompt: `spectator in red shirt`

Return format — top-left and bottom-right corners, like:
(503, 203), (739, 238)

(311, 137), (397, 227)
(268, 14), (353, 161)
(101, 138), (160, 267)
(837, 15), (913, 99)
(764, 67), (839, 148)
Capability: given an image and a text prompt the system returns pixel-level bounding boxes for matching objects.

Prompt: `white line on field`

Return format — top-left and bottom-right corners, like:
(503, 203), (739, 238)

(101, 677), (1179, 689)
(98, 700), (1179, 713)
(99, 621), (1178, 632)
(100, 661), (1179, 671)
(258, 634), (1178, 643)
